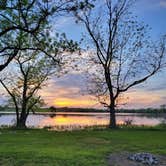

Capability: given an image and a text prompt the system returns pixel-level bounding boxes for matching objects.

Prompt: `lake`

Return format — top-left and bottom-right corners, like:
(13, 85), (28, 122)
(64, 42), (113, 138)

(0, 112), (166, 130)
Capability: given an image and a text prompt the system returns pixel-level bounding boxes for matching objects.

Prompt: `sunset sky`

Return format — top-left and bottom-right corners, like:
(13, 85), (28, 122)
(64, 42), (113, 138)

(1, 0), (166, 109)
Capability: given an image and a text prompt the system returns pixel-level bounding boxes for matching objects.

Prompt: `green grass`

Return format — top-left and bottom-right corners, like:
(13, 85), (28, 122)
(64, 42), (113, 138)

(0, 128), (165, 166)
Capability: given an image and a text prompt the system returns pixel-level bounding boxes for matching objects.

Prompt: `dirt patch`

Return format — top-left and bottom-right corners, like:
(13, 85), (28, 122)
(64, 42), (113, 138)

(107, 152), (166, 166)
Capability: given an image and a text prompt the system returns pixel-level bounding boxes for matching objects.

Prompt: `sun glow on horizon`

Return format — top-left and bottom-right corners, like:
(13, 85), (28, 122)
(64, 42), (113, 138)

(39, 76), (166, 109)
(53, 97), (98, 108)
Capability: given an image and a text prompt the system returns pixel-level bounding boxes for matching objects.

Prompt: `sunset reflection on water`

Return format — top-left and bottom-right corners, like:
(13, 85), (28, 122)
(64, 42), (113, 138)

(40, 115), (108, 127)
(37, 113), (166, 130)
(0, 113), (165, 130)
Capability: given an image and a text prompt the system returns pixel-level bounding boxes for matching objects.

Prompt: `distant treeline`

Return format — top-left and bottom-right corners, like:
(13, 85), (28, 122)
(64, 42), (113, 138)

(0, 105), (166, 113)
(47, 106), (166, 113)
(116, 108), (166, 114)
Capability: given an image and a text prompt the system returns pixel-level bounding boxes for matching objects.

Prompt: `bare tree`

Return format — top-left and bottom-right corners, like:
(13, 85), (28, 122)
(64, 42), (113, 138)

(72, 0), (166, 128)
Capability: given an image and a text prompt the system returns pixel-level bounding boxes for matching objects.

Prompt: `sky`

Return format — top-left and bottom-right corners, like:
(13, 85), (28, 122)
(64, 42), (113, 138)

(1, 0), (166, 109)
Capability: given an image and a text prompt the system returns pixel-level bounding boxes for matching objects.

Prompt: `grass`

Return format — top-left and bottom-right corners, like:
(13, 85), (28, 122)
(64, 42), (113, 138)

(0, 127), (165, 166)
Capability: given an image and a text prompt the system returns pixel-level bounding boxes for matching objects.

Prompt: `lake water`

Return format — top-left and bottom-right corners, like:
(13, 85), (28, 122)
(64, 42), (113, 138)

(0, 112), (166, 130)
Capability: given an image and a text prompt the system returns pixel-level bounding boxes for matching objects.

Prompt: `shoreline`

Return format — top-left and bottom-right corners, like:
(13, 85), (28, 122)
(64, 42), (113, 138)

(0, 111), (166, 117)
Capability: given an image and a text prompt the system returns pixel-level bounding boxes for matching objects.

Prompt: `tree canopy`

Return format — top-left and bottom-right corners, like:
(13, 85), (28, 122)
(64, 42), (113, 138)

(72, 0), (166, 128)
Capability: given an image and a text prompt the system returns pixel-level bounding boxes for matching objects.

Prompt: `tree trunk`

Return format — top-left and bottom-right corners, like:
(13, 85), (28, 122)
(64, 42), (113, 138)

(109, 105), (117, 128)
(104, 68), (117, 128)
(16, 112), (27, 128)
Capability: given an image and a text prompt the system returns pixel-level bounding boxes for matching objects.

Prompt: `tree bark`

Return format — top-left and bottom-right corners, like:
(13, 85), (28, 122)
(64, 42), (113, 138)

(104, 68), (117, 128)
(16, 112), (27, 128)
(16, 112), (27, 129)
(109, 105), (116, 128)
(16, 120), (26, 128)
(16, 71), (28, 128)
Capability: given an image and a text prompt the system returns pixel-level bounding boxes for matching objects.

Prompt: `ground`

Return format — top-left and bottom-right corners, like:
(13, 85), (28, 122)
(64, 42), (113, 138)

(108, 152), (166, 166)
(0, 127), (165, 166)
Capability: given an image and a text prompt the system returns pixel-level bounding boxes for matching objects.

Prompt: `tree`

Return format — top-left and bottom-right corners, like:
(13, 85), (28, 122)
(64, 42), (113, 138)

(0, 0), (54, 71)
(73, 0), (166, 128)
(160, 104), (166, 110)
(0, 29), (79, 128)
(0, 24), (80, 129)
(0, 0), (83, 72)
(0, 51), (56, 128)
(0, 0), (87, 128)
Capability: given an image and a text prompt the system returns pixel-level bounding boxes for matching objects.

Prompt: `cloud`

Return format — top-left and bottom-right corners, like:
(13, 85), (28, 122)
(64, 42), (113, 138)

(146, 85), (166, 92)
(53, 16), (74, 29)
(124, 90), (165, 109)
(39, 75), (98, 108)
(162, 96), (166, 99)
(52, 73), (88, 89)
(159, 1), (166, 8)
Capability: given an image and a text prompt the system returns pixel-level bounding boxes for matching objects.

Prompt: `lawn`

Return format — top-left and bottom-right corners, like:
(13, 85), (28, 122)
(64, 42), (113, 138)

(0, 128), (165, 166)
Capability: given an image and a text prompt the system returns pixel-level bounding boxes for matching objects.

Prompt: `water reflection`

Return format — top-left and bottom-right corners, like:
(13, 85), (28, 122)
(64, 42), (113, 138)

(0, 113), (165, 130)
(40, 115), (108, 127)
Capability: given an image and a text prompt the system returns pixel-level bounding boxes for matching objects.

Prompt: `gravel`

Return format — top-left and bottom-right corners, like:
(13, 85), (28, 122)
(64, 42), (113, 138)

(108, 152), (166, 166)
(128, 153), (159, 165)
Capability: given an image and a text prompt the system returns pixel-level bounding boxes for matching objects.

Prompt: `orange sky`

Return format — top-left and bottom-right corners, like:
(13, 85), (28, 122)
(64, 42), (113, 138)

(40, 83), (100, 108)
(39, 77), (166, 109)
